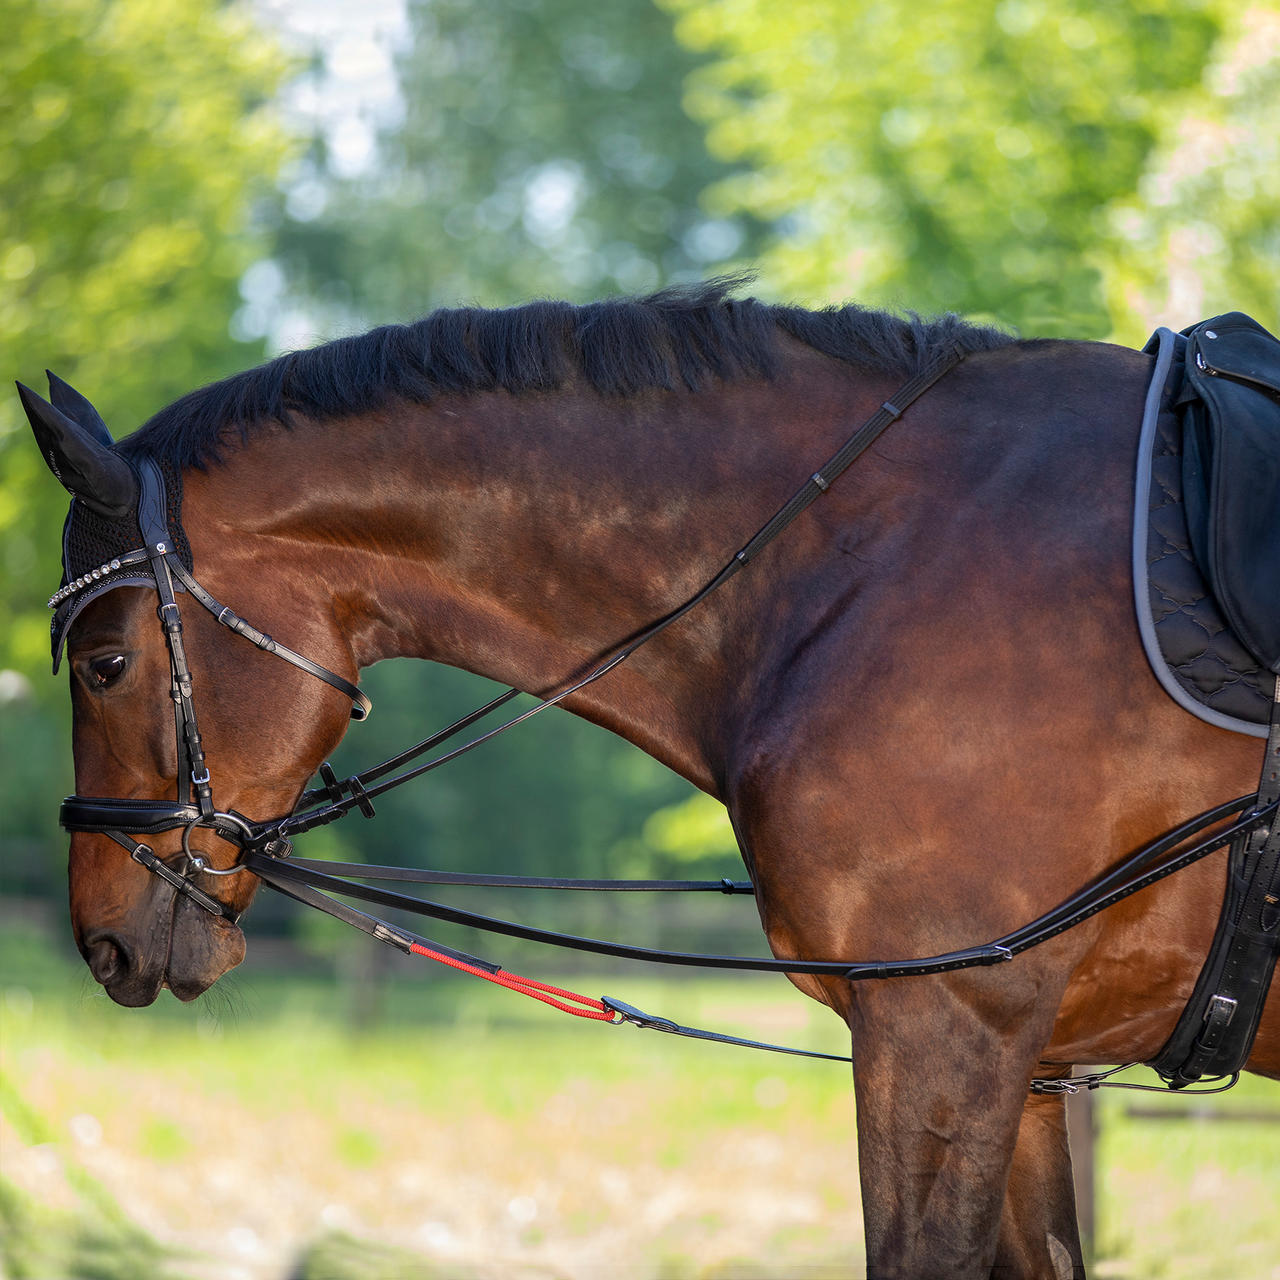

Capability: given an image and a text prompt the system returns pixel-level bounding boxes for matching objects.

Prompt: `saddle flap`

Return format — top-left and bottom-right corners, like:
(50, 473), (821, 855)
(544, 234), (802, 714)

(1181, 312), (1280, 673)
(1190, 314), (1280, 394)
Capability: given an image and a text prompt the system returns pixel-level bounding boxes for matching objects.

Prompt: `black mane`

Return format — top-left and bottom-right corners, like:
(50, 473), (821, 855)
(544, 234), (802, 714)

(122, 278), (1016, 469)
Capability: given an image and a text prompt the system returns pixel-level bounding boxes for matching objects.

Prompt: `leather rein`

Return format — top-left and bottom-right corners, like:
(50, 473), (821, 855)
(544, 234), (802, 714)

(56, 349), (1276, 1084)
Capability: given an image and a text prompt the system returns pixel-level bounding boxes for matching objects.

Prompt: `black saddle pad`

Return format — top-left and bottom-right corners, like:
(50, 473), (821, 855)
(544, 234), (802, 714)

(1135, 325), (1275, 737)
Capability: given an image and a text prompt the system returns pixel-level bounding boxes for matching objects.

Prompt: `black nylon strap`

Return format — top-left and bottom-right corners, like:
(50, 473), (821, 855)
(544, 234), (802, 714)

(601, 996), (853, 1063)
(280, 856), (754, 894)
(730, 349), (964, 570)
(167, 559), (371, 721)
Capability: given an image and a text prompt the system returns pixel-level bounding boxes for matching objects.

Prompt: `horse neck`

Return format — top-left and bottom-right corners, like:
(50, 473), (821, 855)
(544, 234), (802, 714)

(189, 361), (891, 790)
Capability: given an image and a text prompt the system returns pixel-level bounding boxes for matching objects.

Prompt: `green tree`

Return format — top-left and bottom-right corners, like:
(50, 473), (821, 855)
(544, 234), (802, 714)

(1101, 8), (1280, 338)
(661, 0), (1263, 338)
(0, 0), (292, 897)
(269, 0), (759, 330)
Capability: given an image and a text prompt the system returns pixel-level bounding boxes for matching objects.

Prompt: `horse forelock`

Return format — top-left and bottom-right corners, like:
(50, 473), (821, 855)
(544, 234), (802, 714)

(119, 277), (1016, 470)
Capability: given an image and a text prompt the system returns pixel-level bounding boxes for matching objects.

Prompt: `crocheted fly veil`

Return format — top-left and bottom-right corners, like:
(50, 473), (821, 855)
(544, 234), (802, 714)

(48, 459), (192, 669)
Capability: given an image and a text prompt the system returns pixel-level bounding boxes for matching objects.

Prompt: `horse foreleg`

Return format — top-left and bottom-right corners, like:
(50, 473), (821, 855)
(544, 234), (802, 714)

(993, 1089), (1084, 1279)
(841, 975), (1067, 1280)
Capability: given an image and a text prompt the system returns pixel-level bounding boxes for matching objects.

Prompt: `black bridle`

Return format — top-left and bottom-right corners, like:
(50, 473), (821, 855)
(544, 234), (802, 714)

(54, 352), (1277, 1087)
(56, 455), (370, 922)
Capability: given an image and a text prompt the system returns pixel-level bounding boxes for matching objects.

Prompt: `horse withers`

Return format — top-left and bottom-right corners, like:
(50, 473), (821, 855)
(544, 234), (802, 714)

(18, 283), (1278, 1279)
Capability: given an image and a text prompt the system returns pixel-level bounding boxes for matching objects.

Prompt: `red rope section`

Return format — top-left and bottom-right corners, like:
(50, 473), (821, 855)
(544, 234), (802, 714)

(408, 941), (619, 1022)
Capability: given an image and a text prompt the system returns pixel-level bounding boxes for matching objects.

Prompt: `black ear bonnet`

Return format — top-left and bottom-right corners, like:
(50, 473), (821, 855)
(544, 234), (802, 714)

(49, 458), (192, 670)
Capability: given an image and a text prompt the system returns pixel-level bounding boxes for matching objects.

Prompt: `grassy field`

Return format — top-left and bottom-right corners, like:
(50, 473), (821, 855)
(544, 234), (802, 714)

(1, 919), (1277, 1280)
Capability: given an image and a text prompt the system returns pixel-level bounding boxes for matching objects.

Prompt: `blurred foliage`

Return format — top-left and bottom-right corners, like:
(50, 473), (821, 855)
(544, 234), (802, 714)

(1102, 6), (1280, 339)
(662, 0), (1277, 339)
(644, 792), (741, 863)
(0, 1073), (197, 1280)
(267, 0), (761, 334)
(293, 1232), (456, 1280)
(0, 1177), (196, 1280)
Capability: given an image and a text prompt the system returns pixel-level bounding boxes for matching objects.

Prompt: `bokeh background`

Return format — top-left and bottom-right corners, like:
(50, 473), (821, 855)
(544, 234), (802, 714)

(1, 1), (1278, 1276)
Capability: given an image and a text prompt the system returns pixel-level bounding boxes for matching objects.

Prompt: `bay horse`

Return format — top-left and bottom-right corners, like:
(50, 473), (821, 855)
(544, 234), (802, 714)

(19, 281), (1277, 1279)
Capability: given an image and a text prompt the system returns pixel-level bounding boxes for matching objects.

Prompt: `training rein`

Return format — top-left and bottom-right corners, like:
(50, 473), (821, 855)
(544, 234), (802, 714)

(54, 348), (1276, 1090)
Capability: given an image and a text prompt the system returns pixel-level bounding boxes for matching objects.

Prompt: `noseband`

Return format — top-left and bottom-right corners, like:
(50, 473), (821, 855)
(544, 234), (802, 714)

(57, 456), (370, 920)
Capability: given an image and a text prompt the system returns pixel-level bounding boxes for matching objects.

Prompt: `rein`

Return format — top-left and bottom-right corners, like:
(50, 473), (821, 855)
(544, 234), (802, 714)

(53, 346), (1278, 1086)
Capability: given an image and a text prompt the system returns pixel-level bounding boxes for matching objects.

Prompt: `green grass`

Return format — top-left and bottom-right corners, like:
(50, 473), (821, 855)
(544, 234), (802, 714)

(2, 922), (1277, 1279)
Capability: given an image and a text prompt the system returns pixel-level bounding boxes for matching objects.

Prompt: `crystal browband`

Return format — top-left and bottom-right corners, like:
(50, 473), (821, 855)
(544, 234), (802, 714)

(47, 547), (150, 608)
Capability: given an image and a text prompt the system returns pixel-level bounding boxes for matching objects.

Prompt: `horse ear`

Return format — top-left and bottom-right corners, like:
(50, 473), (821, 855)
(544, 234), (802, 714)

(15, 381), (138, 520)
(46, 370), (114, 447)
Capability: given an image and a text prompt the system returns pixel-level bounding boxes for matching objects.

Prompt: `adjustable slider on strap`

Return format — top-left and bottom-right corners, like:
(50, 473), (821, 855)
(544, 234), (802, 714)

(217, 605), (273, 651)
(348, 776), (376, 819)
(318, 762), (346, 804)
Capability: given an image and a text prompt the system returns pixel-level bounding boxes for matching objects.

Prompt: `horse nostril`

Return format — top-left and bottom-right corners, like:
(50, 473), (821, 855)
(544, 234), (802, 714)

(85, 936), (128, 986)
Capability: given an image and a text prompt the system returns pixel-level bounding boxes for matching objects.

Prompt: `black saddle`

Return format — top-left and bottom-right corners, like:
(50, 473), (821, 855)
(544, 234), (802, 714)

(1136, 313), (1280, 736)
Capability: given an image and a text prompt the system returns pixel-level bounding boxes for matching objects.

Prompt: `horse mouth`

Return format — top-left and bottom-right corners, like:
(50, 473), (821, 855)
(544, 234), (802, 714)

(85, 895), (246, 1007)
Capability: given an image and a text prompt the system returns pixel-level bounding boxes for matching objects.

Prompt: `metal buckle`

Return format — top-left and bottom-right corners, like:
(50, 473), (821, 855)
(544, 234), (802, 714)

(1204, 994), (1238, 1026)
(130, 842), (236, 919)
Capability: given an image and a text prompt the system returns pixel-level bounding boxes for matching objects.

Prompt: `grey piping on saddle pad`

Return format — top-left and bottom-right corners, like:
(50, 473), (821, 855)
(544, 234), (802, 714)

(1131, 326), (1267, 740)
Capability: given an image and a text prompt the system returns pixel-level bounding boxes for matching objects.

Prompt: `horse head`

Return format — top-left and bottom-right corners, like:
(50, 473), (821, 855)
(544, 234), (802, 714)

(18, 376), (358, 1005)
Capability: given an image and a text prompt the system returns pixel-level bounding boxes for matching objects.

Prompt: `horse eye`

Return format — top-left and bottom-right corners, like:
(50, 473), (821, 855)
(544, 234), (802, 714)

(89, 655), (128, 687)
